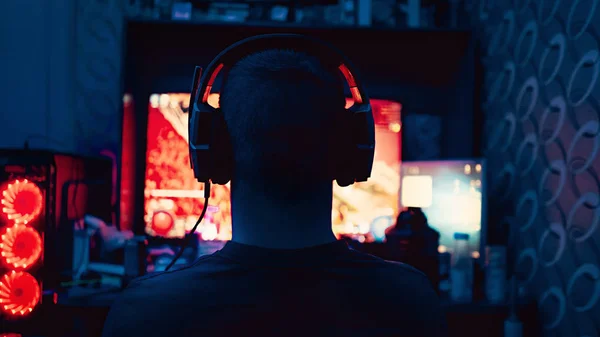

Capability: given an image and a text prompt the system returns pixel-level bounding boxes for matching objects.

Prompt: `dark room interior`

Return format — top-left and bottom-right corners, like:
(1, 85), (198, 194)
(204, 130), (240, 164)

(1, 0), (599, 336)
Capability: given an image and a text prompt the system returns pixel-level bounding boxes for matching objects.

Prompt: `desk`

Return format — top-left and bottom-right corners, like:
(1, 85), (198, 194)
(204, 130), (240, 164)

(39, 288), (539, 337)
(28, 287), (120, 337)
(441, 300), (539, 337)
(58, 287), (122, 308)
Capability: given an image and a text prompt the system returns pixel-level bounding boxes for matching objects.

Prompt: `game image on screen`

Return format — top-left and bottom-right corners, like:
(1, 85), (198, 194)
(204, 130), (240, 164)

(400, 160), (485, 255)
(143, 93), (401, 241)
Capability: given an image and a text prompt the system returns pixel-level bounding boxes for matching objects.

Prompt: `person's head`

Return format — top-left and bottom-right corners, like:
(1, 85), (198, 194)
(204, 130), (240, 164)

(219, 49), (346, 199)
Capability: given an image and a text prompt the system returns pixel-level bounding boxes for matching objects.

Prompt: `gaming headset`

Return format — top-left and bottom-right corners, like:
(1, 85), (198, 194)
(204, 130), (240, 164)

(188, 33), (375, 187)
(166, 34), (375, 271)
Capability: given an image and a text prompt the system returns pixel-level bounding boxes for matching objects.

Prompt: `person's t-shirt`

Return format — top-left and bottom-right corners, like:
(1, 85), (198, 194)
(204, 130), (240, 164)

(101, 240), (447, 337)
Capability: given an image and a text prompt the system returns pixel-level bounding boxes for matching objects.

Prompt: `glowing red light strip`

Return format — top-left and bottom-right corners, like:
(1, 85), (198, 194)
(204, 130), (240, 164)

(338, 64), (363, 104)
(202, 63), (224, 103)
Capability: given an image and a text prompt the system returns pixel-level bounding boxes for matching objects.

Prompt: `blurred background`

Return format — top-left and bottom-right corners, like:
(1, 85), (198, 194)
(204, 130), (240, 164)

(0, 0), (599, 336)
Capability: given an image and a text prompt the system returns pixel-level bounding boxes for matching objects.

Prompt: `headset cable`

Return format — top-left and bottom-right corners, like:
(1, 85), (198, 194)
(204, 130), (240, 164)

(165, 181), (211, 271)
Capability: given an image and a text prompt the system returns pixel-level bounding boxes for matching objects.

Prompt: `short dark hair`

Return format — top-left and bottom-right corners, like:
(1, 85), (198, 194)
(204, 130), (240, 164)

(219, 49), (346, 181)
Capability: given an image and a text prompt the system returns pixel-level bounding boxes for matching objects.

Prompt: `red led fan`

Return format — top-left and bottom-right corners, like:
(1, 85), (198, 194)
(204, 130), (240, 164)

(0, 225), (42, 269)
(1, 180), (43, 225)
(0, 271), (41, 316)
(151, 211), (175, 236)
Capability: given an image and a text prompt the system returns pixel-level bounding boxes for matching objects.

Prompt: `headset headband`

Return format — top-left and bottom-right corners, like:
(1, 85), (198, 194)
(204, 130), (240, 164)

(188, 34), (375, 185)
(190, 34), (370, 111)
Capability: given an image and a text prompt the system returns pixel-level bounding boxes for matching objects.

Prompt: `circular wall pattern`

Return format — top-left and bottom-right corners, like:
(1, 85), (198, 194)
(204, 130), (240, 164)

(537, 222), (567, 267)
(566, 264), (600, 312)
(469, 0), (600, 333)
(539, 287), (567, 330)
(538, 95), (567, 145)
(538, 34), (566, 85)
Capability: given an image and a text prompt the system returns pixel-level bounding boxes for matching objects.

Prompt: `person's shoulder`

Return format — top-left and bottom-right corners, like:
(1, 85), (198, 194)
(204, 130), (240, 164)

(347, 250), (447, 335)
(344, 249), (438, 300)
(101, 254), (225, 337)
(376, 259), (437, 298)
(346, 247), (429, 279)
(376, 257), (427, 277)
(343, 249), (447, 335)
(126, 254), (222, 295)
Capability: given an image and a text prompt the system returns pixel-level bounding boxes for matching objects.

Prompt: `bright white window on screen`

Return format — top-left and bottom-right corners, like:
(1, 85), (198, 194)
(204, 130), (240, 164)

(401, 175), (433, 208)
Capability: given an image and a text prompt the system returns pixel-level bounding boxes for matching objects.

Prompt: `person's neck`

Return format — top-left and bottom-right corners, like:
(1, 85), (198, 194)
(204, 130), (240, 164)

(229, 179), (336, 249)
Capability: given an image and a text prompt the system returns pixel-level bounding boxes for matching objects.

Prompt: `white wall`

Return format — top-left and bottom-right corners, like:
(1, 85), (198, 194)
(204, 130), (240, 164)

(0, 0), (123, 155)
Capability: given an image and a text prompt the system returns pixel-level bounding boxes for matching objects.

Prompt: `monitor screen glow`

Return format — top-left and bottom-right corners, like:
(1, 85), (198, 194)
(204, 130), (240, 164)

(400, 160), (485, 255)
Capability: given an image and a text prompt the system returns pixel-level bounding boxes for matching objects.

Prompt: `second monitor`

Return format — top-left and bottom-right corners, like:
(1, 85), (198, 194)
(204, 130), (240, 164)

(400, 160), (486, 257)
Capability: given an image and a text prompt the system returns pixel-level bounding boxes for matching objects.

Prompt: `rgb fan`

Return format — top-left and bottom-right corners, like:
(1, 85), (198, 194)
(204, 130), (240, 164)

(0, 225), (43, 269)
(0, 271), (41, 316)
(1, 180), (43, 225)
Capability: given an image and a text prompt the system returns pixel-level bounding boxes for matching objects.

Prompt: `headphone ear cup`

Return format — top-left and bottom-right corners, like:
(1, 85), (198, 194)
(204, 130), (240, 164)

(189, 103), (214, 182)
(210, 107), (234, 184)
(333, 108), (356, 187)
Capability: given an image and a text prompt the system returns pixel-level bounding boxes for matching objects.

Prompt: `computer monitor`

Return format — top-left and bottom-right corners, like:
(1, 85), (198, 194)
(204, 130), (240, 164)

(400, 160), (486, 257)
(121, 21), (472, 239)
(142, 93), (401, 241)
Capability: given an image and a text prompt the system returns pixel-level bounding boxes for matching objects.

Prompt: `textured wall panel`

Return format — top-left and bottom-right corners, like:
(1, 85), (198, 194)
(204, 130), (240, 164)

(469, 0), (600, 335)
(74, 0), (124, 155)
